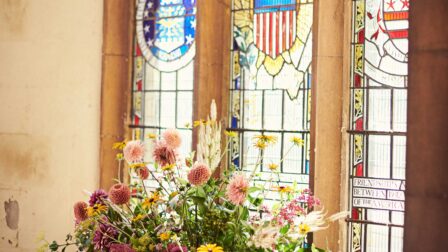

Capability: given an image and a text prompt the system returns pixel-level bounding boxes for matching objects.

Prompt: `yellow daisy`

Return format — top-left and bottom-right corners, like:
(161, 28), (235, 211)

(142, 193), (161, 209)
(225, 130), (238, 138)
(254, 140), (267, 150)
(86, 204), (107, 217)
(253, 135), (277, 144)
(161, 163), (175, 171)
(112, 141), (126, 150)
(268, 163), (279, 171)
(132, 214), (145, 222)
(273, 185), (293, 194)
(147, 133), (157, 139)
(159, 232), (170, 241)
(197, 244), (224, 252)
(298, 223), (311, 236)
(116, 153), (124, 160)
(130, 162), (147, 169)
(291, 136), (305, 146)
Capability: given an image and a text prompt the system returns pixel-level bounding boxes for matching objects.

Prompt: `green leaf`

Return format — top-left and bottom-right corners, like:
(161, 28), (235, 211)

(49, 241), (59, 251)
(248, 195), (263, 207)
(247, 186), (262, 193)
(280, 223), (290, 235)
(240, 207), (249, 220)
(196, 187), (206, 198)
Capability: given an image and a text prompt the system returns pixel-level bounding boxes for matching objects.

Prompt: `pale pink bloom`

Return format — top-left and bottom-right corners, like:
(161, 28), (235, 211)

(162, 129), (182, 149)
(226, 173), (249, 205)
(153, 141), (177, 167)
(123, 140), (145, 163)
(187, 162), (211, 186)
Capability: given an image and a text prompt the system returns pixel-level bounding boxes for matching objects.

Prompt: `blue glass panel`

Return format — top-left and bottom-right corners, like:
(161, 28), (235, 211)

(254, 0), (295, 13)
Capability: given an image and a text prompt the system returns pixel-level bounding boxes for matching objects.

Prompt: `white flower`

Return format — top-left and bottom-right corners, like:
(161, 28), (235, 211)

(248, 225), (279, 250)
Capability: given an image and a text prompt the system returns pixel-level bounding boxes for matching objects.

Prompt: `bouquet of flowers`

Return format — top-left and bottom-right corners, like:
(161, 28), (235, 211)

(42, 101), (344, 252)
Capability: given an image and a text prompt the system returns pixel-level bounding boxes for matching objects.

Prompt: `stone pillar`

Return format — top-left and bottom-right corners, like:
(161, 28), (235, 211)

(194, 0), (231, 125)
(310, 0), (346, 250)
(193, 0), (231, 173)
(99, 0), (134, 189)
(404, 1), (448, 250)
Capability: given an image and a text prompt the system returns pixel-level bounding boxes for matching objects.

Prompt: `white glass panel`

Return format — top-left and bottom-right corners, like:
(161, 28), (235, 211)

(283, 92), (303, 131)
(242, 131), (260, 170)
(368, 89), (391, 131)
(177, 91), (193, 128)
(178, 61), (194, 90)
(144, 92), (160, 126)
(393, 90), (407, 132)
(366, 224), (389, 252)
(393, 136), (406, 179)
(145, 64), (160, 90)
(263, 91), (283, 130)
(161, 72), (177, 90)
(368, 135), (391, 178)
(243, 91), (263, 129)
(160, 92), (176, 127)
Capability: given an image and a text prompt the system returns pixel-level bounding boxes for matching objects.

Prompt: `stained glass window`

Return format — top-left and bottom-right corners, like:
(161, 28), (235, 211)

(132, 0), (196, 182)
(348, 0), (409, 251)
(230, 0), (314, 206)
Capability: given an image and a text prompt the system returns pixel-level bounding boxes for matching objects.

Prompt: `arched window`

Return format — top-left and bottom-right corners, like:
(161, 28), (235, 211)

(132, 0), (197, 158)
(230, 0), (314, 205)
(348, 0), (409, 251)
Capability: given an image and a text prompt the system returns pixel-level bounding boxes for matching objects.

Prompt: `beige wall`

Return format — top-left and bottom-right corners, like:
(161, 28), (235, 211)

(0, 0), (103, 251)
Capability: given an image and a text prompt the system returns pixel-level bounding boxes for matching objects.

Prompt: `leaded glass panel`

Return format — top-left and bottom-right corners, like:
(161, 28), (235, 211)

(132, 0), (196, 186)
(230, 0), (314, 207)
(347, 0), (409, 251)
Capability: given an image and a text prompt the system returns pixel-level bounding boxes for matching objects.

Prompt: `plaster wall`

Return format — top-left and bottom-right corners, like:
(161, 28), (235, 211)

(0, 0), (103, 250)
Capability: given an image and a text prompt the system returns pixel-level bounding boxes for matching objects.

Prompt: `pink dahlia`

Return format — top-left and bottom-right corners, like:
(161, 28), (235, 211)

(110, 243), (135, 252)
(109, 183), (131, 205)
(162, 129), (182, 149)
(73, 201), (88, 221)
(226, 173), (249, 205)
(187, 162), (211, 186)
(153, 141), (177, 167)
(137, 167), (150, 180)
(123, 140), (145, 163)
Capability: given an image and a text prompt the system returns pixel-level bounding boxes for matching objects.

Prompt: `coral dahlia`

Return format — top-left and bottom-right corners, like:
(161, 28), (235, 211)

(187, 162), (211, 186)
(73, 201), (88, 222)
(108, 183), (131, 205)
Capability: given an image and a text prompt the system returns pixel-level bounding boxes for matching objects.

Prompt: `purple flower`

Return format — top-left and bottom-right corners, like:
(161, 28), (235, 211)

(93, 222), (118, 250)
(89, 189), (108, 206)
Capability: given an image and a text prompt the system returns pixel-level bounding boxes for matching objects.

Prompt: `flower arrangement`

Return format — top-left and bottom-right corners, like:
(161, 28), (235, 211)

(43, 101), (345, 252)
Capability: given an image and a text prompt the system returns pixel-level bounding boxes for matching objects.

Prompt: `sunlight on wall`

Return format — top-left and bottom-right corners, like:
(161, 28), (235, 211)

(0, 0), (103, 250)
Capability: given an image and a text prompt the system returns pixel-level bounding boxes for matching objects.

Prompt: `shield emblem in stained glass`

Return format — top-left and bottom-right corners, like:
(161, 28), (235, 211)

(253, 0), (297, 59)
(136, 0), (196, 72)
(382, 0), (409, 54)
